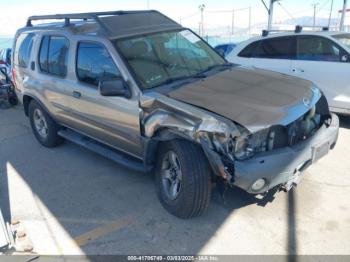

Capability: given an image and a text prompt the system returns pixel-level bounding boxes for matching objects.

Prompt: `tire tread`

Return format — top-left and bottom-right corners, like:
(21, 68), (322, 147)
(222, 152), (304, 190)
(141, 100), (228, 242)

(156, 139), (211, 218)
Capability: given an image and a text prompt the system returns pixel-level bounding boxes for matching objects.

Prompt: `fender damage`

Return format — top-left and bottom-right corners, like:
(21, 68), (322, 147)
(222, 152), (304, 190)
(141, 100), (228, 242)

(140, 92), (241, 182)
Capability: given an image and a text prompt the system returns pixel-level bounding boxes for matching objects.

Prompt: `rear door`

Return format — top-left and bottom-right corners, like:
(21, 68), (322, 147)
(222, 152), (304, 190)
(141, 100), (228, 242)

(35, 34), (72, 122)
(232, 36), (295, 75)
(291, 35), (350, 112)
(64, 41), (143, 158)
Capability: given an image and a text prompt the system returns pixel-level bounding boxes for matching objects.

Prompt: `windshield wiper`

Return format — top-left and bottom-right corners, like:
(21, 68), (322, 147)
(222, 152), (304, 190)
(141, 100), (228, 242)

(200, 62), (233, 74)
(152, 74), (206, 88)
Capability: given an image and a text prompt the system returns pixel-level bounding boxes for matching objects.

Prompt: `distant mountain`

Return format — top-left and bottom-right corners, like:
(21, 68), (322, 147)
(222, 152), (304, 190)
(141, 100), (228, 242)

(280, 16), (338, 27)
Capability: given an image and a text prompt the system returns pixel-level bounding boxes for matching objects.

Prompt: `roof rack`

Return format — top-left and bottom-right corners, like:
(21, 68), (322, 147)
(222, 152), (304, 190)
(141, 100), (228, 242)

(26, 10), (157, 34)
(262, 25), (329, 37)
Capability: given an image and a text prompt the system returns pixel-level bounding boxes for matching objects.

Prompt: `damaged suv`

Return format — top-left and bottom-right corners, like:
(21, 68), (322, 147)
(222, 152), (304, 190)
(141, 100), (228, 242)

(13, 11), (339, 218)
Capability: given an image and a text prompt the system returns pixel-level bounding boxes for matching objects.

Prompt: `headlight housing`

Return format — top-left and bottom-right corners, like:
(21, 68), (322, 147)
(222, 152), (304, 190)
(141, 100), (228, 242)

(233, 128), (270, 160)
(234, 135), (254, 160)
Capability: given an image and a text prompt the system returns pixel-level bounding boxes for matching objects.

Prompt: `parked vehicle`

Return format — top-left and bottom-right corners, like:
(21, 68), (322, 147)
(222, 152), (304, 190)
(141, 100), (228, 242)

(227, 28), (350, 115)
(214, 43), (236, 57)
(0, 67), (17, 108)
(13, 11), (339, 218)
(0, 48), (12, 82)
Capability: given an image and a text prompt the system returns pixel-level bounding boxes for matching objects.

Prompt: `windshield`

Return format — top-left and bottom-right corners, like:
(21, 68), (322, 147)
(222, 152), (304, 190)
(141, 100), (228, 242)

(114, 29), (226, 89)
(332, 34), (350, 49)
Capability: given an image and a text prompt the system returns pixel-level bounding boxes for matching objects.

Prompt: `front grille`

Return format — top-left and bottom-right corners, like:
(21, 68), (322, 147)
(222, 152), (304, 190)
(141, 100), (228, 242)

(268, 95), (330, 149)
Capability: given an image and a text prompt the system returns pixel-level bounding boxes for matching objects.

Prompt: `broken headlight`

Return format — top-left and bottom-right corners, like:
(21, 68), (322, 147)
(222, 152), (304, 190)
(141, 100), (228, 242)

(233, 128), (270, 160)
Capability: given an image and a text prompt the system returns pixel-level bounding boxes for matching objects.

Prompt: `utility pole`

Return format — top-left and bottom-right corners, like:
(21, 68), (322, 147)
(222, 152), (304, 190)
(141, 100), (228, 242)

(146, 0), (150, 9)
(231, 9), (235, 35)
(262, 0), (279, 31)
(340, 0), (348, 31)
(248, 6), (252, 36)
(328, 0), (334, 28)
(312, 3), (319, 29)
(268, 0), (280, 31)
(199, 4), (205, 36)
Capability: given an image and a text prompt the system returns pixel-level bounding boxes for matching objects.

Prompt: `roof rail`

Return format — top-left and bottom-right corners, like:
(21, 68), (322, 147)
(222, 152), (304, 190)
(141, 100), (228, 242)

(298, 25), (329, 31)
(262, 26), (300, 37)
(262, 25), (329, 37)
(26, 10), (157, 34)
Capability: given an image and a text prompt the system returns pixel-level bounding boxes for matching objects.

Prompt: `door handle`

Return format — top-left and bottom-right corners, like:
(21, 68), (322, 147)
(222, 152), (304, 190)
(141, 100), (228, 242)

(72, 91), (81, 98)
(292, 68), (305, 73)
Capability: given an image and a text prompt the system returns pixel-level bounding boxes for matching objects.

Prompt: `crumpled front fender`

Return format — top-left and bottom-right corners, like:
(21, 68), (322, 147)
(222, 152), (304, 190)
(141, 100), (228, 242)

(140, 92), (240, 180)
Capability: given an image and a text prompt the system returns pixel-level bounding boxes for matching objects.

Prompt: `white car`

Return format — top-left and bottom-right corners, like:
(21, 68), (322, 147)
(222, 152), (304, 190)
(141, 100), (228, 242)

(227, 30), (350, 115)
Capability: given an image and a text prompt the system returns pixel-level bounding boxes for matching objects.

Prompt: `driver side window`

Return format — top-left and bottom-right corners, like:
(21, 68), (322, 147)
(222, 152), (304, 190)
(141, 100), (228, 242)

(297, 36), (346, 62)
(76, 42), (121, 87)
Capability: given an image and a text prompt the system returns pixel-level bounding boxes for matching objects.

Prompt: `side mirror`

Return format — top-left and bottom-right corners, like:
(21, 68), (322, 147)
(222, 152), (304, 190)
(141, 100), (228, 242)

(98, 79), (131, 98)
(341, 54), (349, 62)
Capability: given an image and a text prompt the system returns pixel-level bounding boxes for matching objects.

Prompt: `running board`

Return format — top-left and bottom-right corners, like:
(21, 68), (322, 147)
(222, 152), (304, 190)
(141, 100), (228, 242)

(58, 129), (152, 173)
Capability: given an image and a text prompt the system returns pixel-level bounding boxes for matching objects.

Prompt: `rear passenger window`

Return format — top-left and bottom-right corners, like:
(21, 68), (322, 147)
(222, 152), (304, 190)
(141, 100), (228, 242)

(39, 35), (69, 77)
(253, 37), (295, 59)
(14, 33), (35, 68)
(76, 42), (121, 86)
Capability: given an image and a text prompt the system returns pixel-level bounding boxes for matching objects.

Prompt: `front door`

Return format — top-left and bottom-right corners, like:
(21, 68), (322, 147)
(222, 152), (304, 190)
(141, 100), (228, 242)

(65, 41), (143, 158)
(291, 35), (350, 112)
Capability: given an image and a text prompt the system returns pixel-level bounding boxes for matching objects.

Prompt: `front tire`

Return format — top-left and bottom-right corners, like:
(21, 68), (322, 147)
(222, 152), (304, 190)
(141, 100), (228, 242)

(156, 139), (212, 218)
(28, 100), (63, 147)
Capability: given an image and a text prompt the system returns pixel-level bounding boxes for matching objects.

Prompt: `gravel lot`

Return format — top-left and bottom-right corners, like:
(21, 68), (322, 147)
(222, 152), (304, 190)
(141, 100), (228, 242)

(1, 106), (350, 255)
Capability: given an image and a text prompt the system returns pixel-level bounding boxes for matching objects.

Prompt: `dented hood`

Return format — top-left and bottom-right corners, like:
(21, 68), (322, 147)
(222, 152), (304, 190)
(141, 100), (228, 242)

(168, 67), (320, 132)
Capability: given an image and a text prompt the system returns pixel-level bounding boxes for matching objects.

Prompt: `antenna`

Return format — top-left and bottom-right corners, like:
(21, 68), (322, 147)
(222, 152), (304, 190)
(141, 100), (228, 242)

(312, 2), (320, 29)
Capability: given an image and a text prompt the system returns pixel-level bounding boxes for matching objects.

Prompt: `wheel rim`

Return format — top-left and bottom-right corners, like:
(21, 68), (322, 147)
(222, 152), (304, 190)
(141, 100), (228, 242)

(161, 150), (182, 201)
(33, 108), (48, 138)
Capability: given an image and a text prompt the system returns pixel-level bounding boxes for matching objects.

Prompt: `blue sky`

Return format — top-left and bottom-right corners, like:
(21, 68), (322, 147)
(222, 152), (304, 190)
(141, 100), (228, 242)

(0, 0), (347, 36)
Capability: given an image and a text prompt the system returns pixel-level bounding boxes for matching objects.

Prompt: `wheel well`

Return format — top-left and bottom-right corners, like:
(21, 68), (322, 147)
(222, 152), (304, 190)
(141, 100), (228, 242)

(23, 95), (33, 117)
(144, 128), (201, 166)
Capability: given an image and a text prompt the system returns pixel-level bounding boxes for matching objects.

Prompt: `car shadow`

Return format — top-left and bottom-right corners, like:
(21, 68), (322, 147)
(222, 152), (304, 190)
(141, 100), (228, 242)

(338, 115), (350, 129)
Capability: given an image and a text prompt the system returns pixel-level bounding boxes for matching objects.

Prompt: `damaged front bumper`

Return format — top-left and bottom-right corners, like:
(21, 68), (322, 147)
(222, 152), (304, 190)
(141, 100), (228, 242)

(223, 113), (339, 194)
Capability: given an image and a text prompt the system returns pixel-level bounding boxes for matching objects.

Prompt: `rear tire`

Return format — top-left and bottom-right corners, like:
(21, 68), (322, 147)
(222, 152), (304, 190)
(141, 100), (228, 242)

(156, 139), (212, 218)
(28, 100), (63, 147)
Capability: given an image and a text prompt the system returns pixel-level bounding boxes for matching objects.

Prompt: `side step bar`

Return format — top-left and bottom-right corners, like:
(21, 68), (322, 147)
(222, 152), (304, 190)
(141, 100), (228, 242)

(58, 129), (152, 173)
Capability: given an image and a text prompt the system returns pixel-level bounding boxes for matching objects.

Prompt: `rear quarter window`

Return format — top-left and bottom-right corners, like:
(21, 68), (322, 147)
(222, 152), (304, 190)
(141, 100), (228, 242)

(238, 41), (260, 58)
(14, 33), (35, 68)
